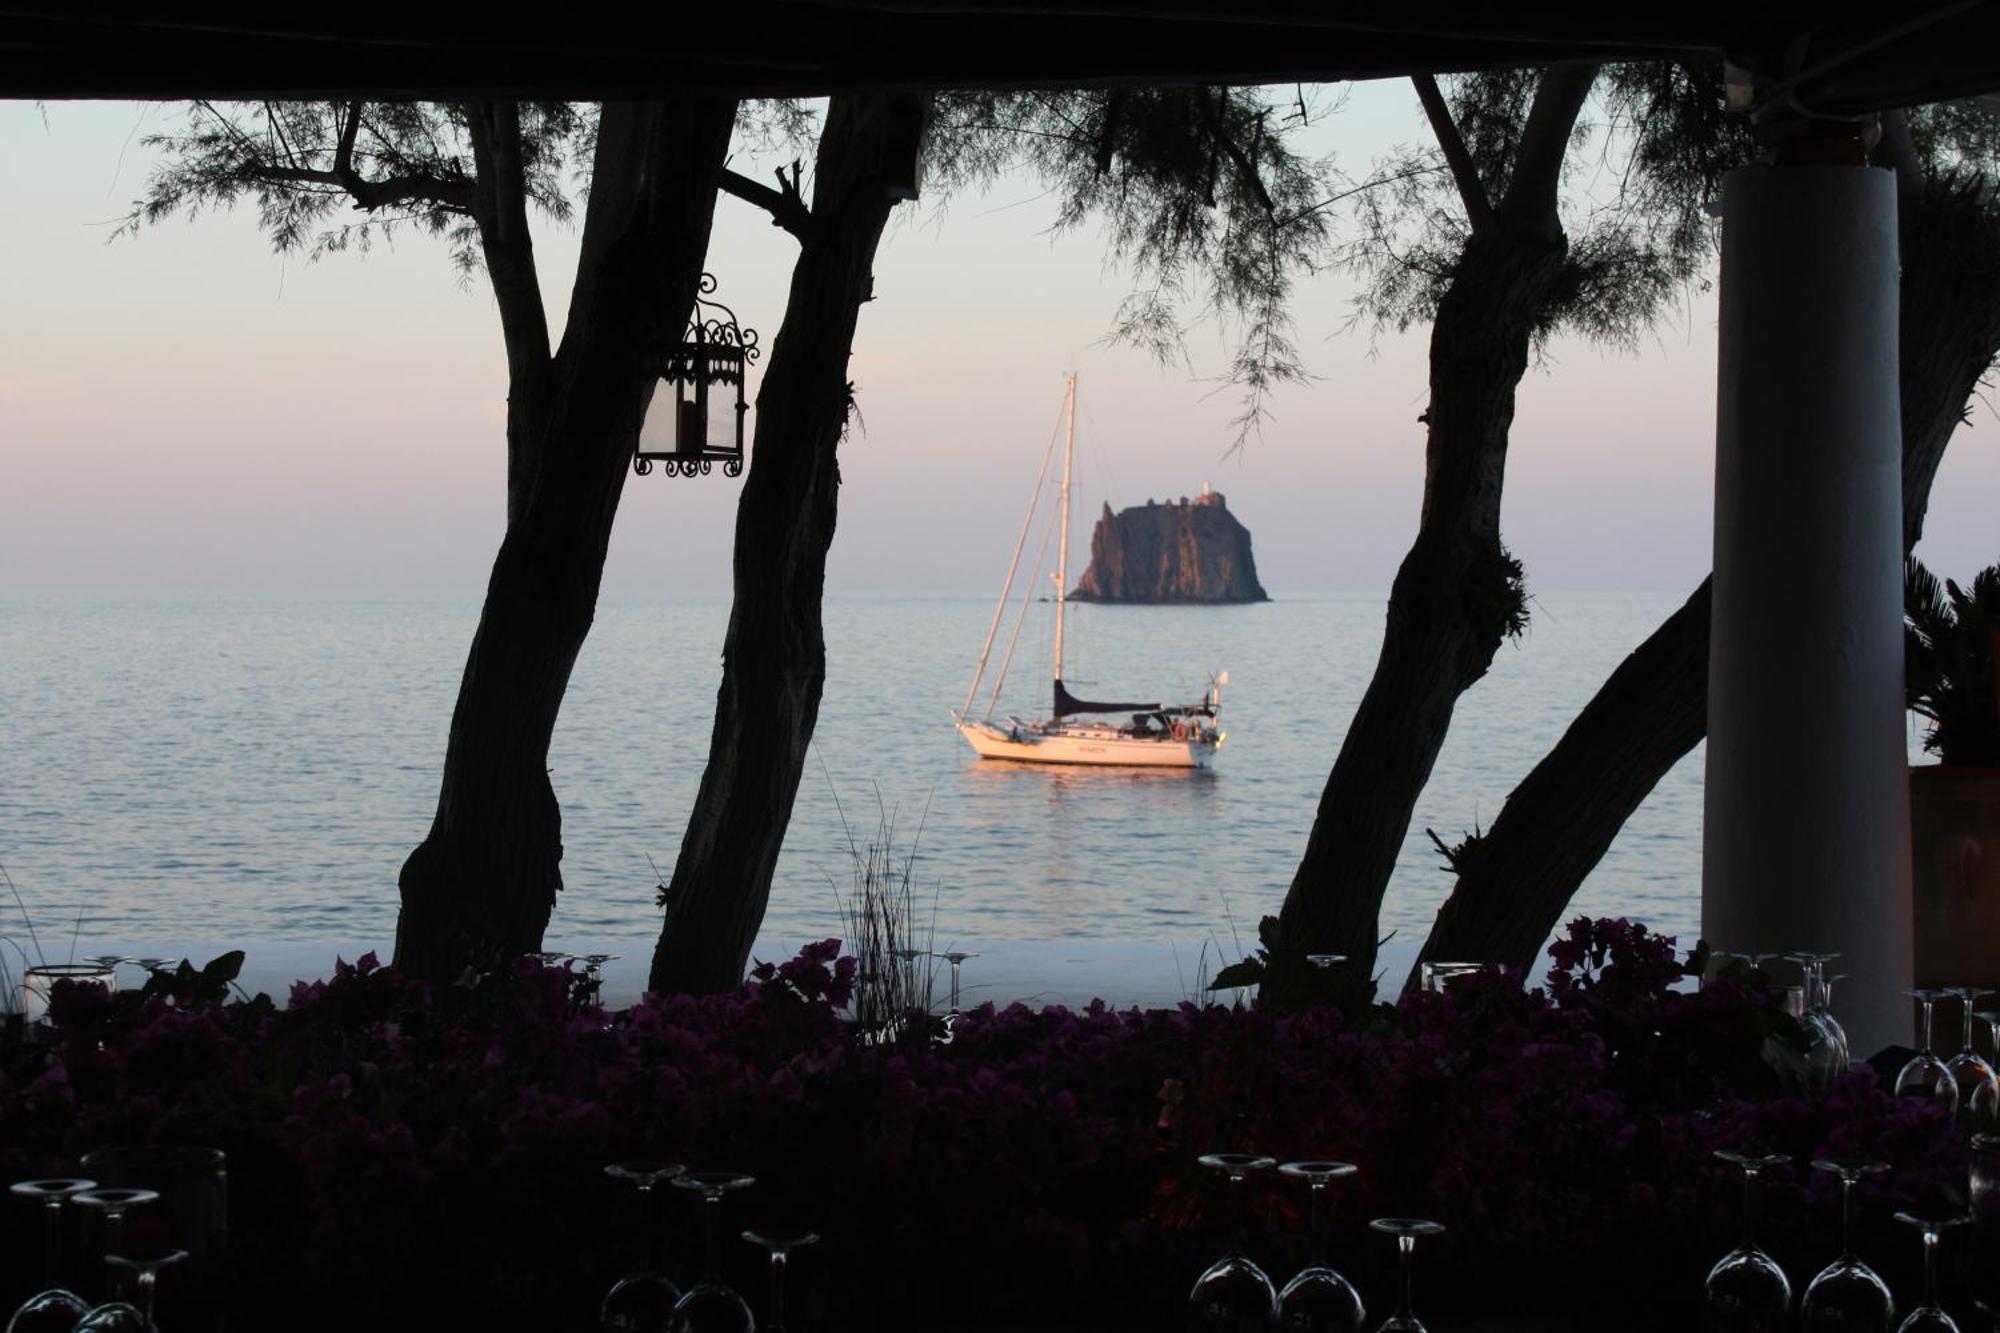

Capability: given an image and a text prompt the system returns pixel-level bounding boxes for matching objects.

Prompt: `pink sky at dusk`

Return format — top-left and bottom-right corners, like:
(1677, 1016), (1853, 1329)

(2, 90), (1994, 599)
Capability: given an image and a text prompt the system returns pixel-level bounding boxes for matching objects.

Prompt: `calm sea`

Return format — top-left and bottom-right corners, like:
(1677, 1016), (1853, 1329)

(2, 592), (1710, 972)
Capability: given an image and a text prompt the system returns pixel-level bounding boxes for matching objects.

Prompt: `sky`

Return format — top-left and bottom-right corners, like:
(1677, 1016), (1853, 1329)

(1, 89), (1995, 598)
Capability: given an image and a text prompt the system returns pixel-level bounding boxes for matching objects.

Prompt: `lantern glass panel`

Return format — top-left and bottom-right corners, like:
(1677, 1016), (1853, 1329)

(634, 375), (683, 459)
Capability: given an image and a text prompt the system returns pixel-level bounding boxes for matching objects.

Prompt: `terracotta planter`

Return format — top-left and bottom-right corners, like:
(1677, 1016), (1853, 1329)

(1911, 765), (2000, 995)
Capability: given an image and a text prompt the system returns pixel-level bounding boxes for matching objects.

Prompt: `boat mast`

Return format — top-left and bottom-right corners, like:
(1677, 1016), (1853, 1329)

(1052, 372), (1075, 686)
(960, 402), (1062, 719)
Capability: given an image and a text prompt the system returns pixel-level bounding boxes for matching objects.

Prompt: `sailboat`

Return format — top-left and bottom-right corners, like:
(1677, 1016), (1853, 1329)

(953, 374), (1228, 769)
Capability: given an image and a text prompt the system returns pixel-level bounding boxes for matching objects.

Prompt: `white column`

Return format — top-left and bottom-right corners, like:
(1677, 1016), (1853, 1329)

(1704, 162), (1911, 1059)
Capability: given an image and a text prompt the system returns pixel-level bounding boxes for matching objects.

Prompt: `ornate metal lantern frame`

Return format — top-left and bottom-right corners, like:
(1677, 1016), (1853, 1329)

(635, 273), (759, 478)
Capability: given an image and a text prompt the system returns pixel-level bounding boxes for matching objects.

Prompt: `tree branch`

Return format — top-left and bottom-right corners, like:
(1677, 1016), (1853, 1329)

(1199, 91), (1275, 213)
(239, 159), (475, 214)
(1501, 63), (1599, 229)
(1414, 74), (1498, 242)
(719, 164), (813, 240)
(465, 99), (551, 381)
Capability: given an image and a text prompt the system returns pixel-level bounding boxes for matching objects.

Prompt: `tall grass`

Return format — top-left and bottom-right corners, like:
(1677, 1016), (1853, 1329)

(824, 777), (940, 1034)
(0, 863), (50, 1017)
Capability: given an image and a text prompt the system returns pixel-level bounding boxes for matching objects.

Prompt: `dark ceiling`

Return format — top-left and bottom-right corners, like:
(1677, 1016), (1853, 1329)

(3, 2), (1997, 114)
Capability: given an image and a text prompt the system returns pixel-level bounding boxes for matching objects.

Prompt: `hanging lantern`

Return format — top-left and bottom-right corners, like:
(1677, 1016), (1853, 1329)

(634, 273), (758, 478)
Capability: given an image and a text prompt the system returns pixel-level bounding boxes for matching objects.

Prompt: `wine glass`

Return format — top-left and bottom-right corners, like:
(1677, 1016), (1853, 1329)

(741, 1230), (816, 1333)
(1801, 1158), (1894, 1331)
(579, 953), (619, 982)
(1943, 989), (1997, 1124)
(1705, 1150), (1793, 1332)
(76, 1251), (185, 1332)
(1188, 1152), (1279, 1331)
(602, 1162), (686, 1332)
(1367, 1218), (1443, 1333)
(8, 1178), (97, 1333)
(938, 951), (979, 1014)
(69, 1190), (157, 1302)
(671, 1171), (757, 1333)
(18, 964), (117, 1026)
(1971, 1134), (2000, 1321)
(1892, 1211), (1969, 1333)
(1973, 1014), (2000, 1126)
(1276, 1162), (1364, 1332)
(1896, 991), (1960, 1114)
(1786, 954), (1850, 1092)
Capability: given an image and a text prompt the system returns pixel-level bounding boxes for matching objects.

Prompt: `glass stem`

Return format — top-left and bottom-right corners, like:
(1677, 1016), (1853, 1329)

(1839, 1177), (1856, 1261)
(43, 1196), (62, 1288)
(1920, 998), (1936, 1055)
(1741, 1168), (1758, 1249)
(1227, 1170), (1249, 1256)
(1922, 1227), (1940, 1310)
(1964, 1000), (1977, 1054)
(1308, 1181), (1324, 1266)
(704, 1191), (721, 1278)
(1396, 1234), (1416, 1320)
(104, 1207), (125, 1300)
(770, 1250), (788, 1329)
(137, 1267), (157, 1322)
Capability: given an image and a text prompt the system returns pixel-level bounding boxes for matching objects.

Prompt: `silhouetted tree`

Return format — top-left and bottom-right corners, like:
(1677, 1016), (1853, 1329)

(1411, 86), (2000, 982)
(121, 98), (740, 981)
(652, 86), (1338, 992)
(1275, 65), (1723, 973)
(648, 91), (928, 995)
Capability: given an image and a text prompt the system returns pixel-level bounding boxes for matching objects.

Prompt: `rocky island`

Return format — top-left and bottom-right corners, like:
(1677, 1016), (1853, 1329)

(1070, 486), (1269, 604)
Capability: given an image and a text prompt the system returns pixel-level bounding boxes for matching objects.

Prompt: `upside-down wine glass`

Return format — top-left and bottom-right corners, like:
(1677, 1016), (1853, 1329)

(1892, 1211), (1969, 1333)
(1800, 1158), (1894, 1332)
(1188, 1153), (1279, 1332)
(1368, 1218), (1444, 1333)
(939, 951), (979, 1015)
(1973, 1014), (2000, 1126)
(69, 1190), (157, 1305)
(889, 947), (928, 1017)
(741, 1230), (816, 1333)
(1276, 1162), (1364, 1332)
(671, 1171), (757, 1333)
(1705, 1150), (1793, 1333)
(602, 1162), (687, 1333)
(1970, 1134), (2000, 1324)
(8, 1178), (97, 1333)
(75, 1251), (186, 1333)
(1897, 991), (1960, 1114)
(1943, 989), (1997, 1125)
(1786, 954), (1850, 1092)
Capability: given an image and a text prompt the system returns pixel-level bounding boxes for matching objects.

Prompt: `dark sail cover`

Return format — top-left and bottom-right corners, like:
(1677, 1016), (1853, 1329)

(1053, 678), (1163, 719)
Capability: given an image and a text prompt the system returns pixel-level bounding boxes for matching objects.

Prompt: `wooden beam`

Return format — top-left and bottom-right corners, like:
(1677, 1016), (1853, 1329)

(1, 0), (1996, 110)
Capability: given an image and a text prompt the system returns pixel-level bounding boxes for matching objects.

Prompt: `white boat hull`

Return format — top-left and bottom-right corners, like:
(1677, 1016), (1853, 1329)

(957, 720), (1217, 769)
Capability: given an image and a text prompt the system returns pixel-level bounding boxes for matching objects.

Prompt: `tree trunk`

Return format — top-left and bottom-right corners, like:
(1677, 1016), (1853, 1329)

(395, 98), (738, 984)
(1408, 174), (2000, 987)
(649, 92), (927, 995)
(1275, 67), (1595, 973)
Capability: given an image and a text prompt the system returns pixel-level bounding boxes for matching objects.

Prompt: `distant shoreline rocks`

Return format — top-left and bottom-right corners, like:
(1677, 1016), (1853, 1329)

(1070, 487), (1270, 605)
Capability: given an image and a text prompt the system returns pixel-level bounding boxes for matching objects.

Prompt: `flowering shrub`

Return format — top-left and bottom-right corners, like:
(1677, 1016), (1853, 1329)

(0, 920), (1973, 1330)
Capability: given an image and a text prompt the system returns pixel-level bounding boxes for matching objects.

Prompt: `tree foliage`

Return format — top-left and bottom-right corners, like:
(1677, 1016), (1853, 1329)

(1906, 556), (2000, 766)
(114, 101), (589, 277)
(1344, 67), (1732, 351)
